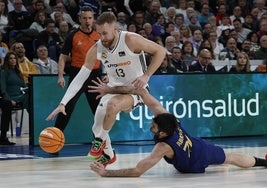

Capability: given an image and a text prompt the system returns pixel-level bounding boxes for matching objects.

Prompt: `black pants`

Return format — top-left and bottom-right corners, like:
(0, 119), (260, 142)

(55, 66), (102, 131)
(0, 98), (12, 138)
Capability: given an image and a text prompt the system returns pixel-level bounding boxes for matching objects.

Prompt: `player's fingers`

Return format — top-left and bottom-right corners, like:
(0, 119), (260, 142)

(97, 77), (104, 85)
(96, 94), (102, 100)
(45, 113), (55, 121)
(91, 79), (99, 86)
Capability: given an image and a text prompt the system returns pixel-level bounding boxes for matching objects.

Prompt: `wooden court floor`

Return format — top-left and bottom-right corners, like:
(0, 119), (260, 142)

(0, 134), (267, 188)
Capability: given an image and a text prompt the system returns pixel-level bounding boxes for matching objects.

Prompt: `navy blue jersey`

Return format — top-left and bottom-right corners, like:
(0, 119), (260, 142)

(155, 124), (225, 173)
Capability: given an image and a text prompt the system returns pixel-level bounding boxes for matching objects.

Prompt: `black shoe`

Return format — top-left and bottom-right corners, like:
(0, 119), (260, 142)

(0, 138), (16, 145)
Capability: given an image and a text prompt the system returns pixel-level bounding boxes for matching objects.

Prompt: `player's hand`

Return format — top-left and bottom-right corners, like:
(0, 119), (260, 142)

(90, 161), (106, 176)
(57, 77), (65, 88)
(45, 104), (66, 121)
(88, 77), (110, 99)
(102, 75), (109, 83)
(132, 74), (149, 89)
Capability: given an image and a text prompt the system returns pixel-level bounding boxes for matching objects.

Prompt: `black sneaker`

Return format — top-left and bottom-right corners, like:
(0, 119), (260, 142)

(0, 138), (16, 145)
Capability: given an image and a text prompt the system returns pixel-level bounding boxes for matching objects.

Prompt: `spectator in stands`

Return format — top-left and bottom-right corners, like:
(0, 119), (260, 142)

(219, 37), (239, 60)
(180, 24), (193, 43)
(154, 54), (177, 74)
(170, 30), (183, 48)
(0, 94), (14, 145)
(50, 2), (76, 27)
(58, 20), (70, 43)
(29, 10), (46, 32)
(98, 0), (116, 14)
(189, 48), (216, 73)
(242, 14), (257, 32)
(229, 51), (251, 73)
(208, 30), (224, 59)
(250, 8), (260, 31)
(33, 45), (58, 74)
(197, 3), (214, 28)
(191, 29), (203, 56)
(165, 6), (176, 23)
(27, 0), (47, 20)
(229, 6), (244, 24)
(170, 46), (188, 73)
(127, 22), (136, 33)
(218, 26), (231, 47)
(186, 0), (197, 11)
(144, 0), (161, 25)
(176, 0), (187, 17)
(237, 0), (252, 19)
(53, 11), (70, 33)
(0, 0), (9, 41)
(215, 4), (228, 26)
(117, 12), (127, 31)
(184, 7), (196, 25)
(240, 39), (256, 59)
(152, 13), (165, 37)
(173, 13), (184, 31)
(233, 18), (251, 45)
(7, 0), (32, 32)
(247, 31), (261, 53)
(217, 16), (233, 38)
(79, 0), (100, 17)
(198, 39), (216, 60)
(255, 35), (267, 60)
(208, 16), (218, 33)
(255, 0), (267, 19)
(257, 19), (267, 38)
(11, 42), (38, 84)
(137, 28), (147, 38)
(132, 11), (145, 31)
(188, 14), (202, 34)
(202, 23), (212, 40)
(161, 22), (175, 44)
(143, 22), (155, 41)
(0, 31), (9, 63)
(181, 41), (196, 66)
(164, 35), (176, 55)
(35, 18), (62, 62)
(229, 29), (241, 43)
(0, 51), (29, 112)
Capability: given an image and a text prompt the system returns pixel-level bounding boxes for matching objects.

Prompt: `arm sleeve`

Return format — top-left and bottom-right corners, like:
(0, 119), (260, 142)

(60, 65), (91, 105)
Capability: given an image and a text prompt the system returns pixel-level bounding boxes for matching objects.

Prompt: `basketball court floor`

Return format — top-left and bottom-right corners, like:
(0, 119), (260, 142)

(0, 132), (267, 188)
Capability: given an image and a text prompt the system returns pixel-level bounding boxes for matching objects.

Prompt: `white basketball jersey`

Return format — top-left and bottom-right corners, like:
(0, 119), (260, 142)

(97, 31), (147, 87)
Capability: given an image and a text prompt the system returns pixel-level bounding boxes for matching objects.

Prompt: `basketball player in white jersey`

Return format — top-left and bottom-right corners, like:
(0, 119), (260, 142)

(46, 12), (166, 166)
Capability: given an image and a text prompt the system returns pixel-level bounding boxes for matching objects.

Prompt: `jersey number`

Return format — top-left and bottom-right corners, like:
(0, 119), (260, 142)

(183, 135), (192, 158)
(116, 69), (125, 77)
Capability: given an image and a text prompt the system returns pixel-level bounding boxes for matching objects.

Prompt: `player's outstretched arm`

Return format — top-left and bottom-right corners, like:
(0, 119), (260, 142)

(90, 142), (169, 177)
(46, 104), (66, 121)
(46, 45), (98, 121)
(88, 78), (168, 116)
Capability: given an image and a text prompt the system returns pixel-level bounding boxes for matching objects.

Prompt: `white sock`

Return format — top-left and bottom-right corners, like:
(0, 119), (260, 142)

(95, 128), (109, 141)
(104, 136), (114, 158)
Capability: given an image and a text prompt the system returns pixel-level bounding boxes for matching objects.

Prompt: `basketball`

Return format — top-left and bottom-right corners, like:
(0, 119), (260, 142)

(39, 127), (65, 153)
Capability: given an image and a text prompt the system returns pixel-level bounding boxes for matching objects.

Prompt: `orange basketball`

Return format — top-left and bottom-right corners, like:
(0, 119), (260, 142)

(39, 127), (65, 153)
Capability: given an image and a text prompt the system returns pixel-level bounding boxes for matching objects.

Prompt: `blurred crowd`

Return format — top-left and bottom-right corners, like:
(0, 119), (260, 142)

(0, 0), (266, 74)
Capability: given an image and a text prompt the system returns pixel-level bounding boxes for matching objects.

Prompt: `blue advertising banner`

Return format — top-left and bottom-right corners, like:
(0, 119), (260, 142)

(30, 74), (267, 146)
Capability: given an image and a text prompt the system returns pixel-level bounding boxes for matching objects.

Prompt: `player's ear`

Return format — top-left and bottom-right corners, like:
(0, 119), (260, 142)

(158, 131), (167, 138)
(114, 23), (119, 32)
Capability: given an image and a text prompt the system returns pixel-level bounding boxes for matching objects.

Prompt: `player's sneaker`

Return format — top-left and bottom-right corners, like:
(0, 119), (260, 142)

(87, 137), (106, 160)
(97, 150), (117, 167)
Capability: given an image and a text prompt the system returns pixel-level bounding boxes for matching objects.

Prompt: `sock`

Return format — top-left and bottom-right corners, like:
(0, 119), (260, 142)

(95, 128), (109, 141)
(254, 157), (267, 167)
(104, 136), (114, 158)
